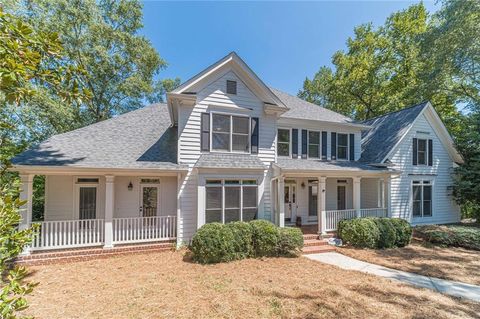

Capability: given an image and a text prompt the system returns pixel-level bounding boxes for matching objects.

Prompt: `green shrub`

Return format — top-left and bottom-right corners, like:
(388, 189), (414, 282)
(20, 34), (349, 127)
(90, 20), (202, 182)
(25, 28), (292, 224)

(225, 221), (254, 259)
(277, 227), (304, 256)
(372, 218), (397, 248)
(416, 224), (480, 250)
(249, 220), (279, 257)
(338, 218), (380, 248)
(190, 223), (235, 264)
(390, 218), (412, 247)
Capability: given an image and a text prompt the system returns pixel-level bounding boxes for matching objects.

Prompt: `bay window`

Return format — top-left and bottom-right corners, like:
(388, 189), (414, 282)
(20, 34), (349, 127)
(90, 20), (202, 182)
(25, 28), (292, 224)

(205, 179), (258, 224)
(412, 180), (432, 217)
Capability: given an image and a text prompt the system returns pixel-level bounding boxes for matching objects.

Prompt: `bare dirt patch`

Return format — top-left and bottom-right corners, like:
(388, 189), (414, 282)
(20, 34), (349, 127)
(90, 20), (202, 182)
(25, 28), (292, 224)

(339, 238), (480, 285)
(23, 250), (480, 319)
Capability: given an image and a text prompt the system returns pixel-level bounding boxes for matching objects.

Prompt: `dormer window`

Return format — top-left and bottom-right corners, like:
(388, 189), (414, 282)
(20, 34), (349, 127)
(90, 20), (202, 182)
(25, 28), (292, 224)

(226, 80), (237, 95)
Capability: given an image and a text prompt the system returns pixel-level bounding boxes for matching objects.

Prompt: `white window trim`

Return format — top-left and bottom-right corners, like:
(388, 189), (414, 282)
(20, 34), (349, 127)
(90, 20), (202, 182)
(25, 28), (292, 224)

(277, 127), (292, 158)
(411, 179), (434, 219)
(210, 112), (251, 154)
(415, 138), (429, 166)
(336, 132), (350, 161)
(307, 130), (321, 159)
(205, 179), (258, 224)
(74, 177), (99, 220)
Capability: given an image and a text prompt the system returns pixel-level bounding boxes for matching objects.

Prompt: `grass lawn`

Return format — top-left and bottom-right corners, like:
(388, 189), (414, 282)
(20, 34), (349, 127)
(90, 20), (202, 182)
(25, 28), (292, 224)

(339, 236), (480, 285)
(23, 250), (480, 319)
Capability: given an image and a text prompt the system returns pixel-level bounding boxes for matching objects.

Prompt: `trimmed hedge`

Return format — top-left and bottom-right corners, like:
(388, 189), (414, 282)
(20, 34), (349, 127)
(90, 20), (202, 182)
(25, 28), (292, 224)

(415, 224), (480, 250)
(338, 217), (412, 249)
(190, 220), (304, 264)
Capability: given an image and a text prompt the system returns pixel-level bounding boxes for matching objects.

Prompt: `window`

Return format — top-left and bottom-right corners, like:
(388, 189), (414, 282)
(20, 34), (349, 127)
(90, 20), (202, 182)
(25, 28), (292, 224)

(308, 131), (320, 158)
(77, 178), (99, 183)
(417, 139), (427, 165)
(211, 114), (250, 152)
(205, 180), (258, 224)
(412, 181), (432, 217)
(337, 133), (348, 160)
(277, 129), (290, 156)
(226, 80), (237, 95)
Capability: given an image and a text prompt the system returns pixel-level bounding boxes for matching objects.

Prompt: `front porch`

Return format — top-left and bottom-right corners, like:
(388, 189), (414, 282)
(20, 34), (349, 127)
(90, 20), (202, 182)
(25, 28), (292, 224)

(18, 172), (181, 252)
(272, 174), (391, 234)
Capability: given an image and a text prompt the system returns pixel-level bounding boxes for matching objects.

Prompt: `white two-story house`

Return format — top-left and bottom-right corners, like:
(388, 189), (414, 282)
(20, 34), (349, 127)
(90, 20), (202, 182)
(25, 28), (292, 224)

(12, 52), (463, 252)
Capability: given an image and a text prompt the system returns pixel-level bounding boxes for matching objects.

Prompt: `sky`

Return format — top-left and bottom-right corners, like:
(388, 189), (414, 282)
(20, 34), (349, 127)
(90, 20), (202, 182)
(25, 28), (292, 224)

(141, 1), (439, 96)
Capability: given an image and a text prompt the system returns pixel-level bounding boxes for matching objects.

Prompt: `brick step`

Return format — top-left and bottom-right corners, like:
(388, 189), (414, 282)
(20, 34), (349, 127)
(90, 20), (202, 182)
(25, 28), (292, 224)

(303, 239), (329, 247)
(302, 245), (336, 255)
(302, 234), (319, 240)
(16, 242), (175, 265)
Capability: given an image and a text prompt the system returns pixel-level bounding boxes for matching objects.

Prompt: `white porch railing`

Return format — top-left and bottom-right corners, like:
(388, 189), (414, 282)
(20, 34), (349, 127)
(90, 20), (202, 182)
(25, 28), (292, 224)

(113, 216), (176, 244)
(325, 208), (388, 231)
(31, 219), (105, 251)
(360, 208), (388, 218)
(325, 209), (356, 231)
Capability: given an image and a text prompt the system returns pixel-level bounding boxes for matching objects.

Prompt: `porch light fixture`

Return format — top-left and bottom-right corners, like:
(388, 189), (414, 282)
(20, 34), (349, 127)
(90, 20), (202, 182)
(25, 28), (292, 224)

(301, 182), (306, 189)
(128, 181), (133, 191)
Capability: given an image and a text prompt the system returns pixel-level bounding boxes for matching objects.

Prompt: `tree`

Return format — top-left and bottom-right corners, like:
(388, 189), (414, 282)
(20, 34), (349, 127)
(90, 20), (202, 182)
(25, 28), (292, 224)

(8, 0), (170, 126)
(299, 3), (462, 135)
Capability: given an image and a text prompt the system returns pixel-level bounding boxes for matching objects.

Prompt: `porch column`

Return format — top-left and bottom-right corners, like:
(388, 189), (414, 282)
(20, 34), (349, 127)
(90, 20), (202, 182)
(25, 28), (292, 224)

(19, 174), (34, 231)
(278, 177), (285, 227)
(383, 176), (391, 217)
(104, 175), (115, 248)
(318, 177), (327, 235)
(353, 176), (361, 218)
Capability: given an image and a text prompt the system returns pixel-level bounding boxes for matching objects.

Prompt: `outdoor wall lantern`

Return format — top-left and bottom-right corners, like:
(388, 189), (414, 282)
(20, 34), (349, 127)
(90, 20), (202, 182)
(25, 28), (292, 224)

(128, 181), (133, 191)
(301, 182), (306, 189)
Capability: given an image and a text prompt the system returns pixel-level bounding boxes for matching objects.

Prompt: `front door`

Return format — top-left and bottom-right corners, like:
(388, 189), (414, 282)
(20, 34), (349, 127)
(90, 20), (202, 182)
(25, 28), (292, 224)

(284, 184), (297, 221)
(141, 185), (159, 217)
(337, 185), (346, 210)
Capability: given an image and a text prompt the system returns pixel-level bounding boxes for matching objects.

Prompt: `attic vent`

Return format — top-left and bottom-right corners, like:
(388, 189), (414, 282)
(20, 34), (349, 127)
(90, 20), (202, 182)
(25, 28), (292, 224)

(226, 80), (237, 95)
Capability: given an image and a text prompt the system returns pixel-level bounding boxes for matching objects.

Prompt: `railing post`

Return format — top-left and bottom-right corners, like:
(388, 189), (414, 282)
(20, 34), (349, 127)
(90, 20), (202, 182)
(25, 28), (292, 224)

(353, 177), (361, 218)
(104, 175), (115, 248)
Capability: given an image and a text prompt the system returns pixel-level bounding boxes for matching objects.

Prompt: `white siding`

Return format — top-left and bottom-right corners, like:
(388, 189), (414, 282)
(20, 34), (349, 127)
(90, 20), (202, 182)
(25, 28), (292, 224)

(177, 69), (277, 241)
(361, 178), (381, 209)
(389, 113), (460, 224)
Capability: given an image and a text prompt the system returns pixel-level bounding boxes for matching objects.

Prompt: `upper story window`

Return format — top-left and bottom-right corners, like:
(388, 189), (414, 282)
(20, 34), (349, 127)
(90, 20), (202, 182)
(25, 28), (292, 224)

(412, 180), (432, 217)
(277, 129), (290, 156)
(337, 133), (348, 160)
(226, 80), (237, 95)
(308, 131), (320, 158)
(413, 137), (433, 166)
(212, 114), (249, 152)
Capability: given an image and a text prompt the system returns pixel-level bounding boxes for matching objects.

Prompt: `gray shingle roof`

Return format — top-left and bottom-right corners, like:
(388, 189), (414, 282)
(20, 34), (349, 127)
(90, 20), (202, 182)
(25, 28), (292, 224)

(270, 88), (354, 123)
(12, 103), (186, 170)
(195, 153), (266, 170)
(275, 158), (388, 172)
(359, 102), (428, 163)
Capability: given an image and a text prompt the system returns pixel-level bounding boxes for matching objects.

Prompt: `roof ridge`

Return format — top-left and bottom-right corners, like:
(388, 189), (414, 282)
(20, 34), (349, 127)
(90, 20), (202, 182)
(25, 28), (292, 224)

(362, 101), (429, 123)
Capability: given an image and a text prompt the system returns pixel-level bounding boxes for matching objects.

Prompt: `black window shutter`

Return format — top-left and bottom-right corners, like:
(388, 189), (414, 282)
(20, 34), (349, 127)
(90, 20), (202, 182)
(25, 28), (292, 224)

(349, 134), (355, 161)
(412, 138), (418, 165)
(250, 117), (259, 154)
(201, 113), (210, 151)
(321, 131), (327, 160)
(301, 130), (307, 159)
(331, 132), (337, 160)
(428, 139), (433, 166)
(292, 129), (298, 158)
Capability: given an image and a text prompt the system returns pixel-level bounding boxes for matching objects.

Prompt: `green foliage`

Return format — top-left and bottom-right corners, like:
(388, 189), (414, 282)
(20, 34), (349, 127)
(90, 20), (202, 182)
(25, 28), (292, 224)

(277, 227), (304, 256)
(249, 220), (279, 257)
(191, 221), (304, 264)
(225, 221), (254, 259)
(338, 218), (380, 249)
(190, 223), (235, 264)
(372, 218), (397, 249)
(0, 188), (38, 318)
(416, 224), (480, 250)
(390, 218), (413, 247)
(299, 2), (463, 137)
